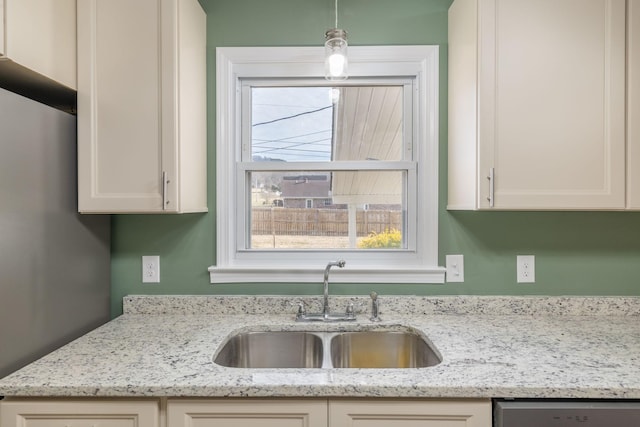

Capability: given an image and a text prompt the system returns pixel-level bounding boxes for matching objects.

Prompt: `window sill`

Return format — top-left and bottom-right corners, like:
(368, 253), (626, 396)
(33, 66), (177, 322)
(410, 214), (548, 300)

(208, 265), (446, 284)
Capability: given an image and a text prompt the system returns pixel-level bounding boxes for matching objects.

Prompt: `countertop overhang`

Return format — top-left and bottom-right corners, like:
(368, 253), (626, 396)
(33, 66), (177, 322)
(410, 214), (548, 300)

(1, 295), (639, 399)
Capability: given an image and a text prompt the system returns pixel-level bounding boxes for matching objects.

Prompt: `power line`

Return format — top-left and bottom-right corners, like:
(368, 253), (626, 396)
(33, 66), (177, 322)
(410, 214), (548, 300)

(252, 138), (331, 148)
(254, 138), (332, 155)
(252, 129), (332, 144)
(252, 105), (333, 127)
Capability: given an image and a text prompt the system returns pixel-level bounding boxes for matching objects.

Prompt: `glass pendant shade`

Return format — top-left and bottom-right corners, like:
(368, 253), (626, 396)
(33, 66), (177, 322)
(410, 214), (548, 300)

(325, 29), (348, 81)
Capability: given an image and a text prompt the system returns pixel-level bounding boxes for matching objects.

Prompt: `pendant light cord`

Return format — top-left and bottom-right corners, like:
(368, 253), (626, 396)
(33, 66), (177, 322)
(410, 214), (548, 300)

(335, 0), (339, 28)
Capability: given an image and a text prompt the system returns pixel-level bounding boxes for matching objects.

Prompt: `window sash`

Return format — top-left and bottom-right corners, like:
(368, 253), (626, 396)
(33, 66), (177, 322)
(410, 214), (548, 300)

(241, 78), (415, 163)
(237, 163), (416, 253)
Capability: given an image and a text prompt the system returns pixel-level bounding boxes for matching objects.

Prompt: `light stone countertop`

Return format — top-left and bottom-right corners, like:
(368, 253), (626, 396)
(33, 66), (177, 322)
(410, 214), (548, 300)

(1, 295), (640, 398)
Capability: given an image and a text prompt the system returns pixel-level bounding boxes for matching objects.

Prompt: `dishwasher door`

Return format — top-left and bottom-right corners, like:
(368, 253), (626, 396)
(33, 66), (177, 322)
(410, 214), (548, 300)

(494, 400), (640, 427)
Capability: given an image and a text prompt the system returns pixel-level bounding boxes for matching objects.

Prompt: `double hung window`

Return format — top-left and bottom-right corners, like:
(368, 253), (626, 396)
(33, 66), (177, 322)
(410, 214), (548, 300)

(210, 46), (444, 284)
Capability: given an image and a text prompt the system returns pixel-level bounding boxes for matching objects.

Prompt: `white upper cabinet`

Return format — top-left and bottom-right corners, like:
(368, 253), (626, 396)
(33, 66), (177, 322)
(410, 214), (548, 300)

(629, 0), (640, 209)
(0, 0), (77, 89)
(77, 0), (207, 213)
(448, 0), (627, 210)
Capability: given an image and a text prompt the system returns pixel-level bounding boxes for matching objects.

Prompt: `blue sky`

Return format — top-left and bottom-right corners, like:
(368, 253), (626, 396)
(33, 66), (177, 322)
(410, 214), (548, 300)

(251, 87), (334, 161)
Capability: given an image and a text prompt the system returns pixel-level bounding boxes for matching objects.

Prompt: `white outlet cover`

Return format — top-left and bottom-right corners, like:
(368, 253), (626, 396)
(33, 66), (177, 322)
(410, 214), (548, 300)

(516, 255), (535, 283)
(446, 254), (464, 283)
(142, 255), (160, 283)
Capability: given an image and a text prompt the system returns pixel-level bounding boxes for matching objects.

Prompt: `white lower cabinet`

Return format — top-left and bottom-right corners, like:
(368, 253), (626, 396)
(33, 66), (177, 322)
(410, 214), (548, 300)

(0, 398), (491, 427)
(0, 400), (159, 427)
(167, 399), (491, 427)
(167, 399), (328, 427)
(330, 399), (491, 427)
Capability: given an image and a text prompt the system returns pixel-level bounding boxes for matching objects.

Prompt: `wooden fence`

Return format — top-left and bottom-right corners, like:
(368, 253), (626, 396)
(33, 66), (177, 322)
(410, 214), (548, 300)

(251, 207), (401, 236)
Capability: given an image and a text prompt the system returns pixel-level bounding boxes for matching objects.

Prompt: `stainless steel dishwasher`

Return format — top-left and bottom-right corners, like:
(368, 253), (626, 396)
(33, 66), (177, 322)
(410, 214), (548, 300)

(494, 400), (640, 426)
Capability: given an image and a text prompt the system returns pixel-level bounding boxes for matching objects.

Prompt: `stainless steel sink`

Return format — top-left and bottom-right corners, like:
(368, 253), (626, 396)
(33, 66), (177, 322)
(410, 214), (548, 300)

(213, 329), (441, 369)
(213, 331), (323, 368)
(330, 331), (441, 368)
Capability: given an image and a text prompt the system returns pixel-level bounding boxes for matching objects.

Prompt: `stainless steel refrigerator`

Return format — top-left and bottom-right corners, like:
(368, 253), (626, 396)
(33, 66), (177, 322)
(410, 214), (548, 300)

(0, 87), (110, 379)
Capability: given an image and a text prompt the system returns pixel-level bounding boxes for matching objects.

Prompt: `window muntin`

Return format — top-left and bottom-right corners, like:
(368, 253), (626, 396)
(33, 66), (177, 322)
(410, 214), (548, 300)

(211, 46), (443, 284)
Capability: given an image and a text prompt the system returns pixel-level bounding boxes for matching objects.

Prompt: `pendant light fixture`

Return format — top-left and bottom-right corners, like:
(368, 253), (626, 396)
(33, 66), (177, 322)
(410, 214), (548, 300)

(325, 0), (348, 81)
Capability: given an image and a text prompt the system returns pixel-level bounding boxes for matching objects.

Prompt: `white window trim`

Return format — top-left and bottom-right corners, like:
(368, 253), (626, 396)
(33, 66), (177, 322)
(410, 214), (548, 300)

(210, 46), (444, 284)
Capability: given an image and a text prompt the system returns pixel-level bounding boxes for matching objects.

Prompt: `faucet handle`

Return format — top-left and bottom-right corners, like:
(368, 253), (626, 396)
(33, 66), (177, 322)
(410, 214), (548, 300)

(345, 302), (355, 319)
(296, 301), (306, 320)
(370, 291), (381, 322)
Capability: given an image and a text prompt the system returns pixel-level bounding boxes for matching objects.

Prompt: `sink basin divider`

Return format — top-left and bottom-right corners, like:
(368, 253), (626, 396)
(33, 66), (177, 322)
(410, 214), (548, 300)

(318, 332), (338, 369)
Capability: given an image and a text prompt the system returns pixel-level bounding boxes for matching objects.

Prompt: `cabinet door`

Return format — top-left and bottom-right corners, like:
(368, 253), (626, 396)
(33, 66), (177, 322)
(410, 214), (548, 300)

(329, 400), (491, 427)
(77, 0), (165, 213)
(0, 400), (159, 427)
(77, 0), (207, 213)
(167, 399), (327, 427)
(0, 0), (76, 89)
(629, 0), (640, 209)
(450, 0), (627, 210)
(480, 0), (626, 210)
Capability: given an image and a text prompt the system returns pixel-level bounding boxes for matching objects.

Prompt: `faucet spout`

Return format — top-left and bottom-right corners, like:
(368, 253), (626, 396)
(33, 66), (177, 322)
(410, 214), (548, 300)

(323, 259), (345, 318)
(295, 259), (354, 322)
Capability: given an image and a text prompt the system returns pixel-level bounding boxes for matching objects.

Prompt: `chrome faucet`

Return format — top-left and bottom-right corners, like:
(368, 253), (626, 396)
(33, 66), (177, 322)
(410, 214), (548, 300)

(296, 259), (355, 322)
(322, 259), (345, 318)
(369, 291), (381, 322)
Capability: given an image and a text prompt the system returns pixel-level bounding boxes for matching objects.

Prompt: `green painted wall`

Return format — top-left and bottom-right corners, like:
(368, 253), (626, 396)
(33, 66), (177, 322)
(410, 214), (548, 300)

(110, 0), (640, 317)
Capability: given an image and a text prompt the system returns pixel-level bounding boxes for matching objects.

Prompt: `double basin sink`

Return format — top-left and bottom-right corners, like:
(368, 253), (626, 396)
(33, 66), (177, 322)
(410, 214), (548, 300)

(214, 328), (441, 369)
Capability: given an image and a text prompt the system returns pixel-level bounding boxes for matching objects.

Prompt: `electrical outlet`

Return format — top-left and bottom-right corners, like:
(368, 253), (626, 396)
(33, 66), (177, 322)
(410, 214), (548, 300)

(517, 255), (535, 283)
(446, 254), (464, 283)
(142, 256), (160, 283)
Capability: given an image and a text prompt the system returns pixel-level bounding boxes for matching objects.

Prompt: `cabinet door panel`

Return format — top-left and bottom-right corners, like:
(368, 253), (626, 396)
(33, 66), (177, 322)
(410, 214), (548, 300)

(330, 400), (491, 427)
(77, 0), (164, 212)
(478, 0), (626, 209)
(0, 400), (159, 427)
(167, 399), (327, 427)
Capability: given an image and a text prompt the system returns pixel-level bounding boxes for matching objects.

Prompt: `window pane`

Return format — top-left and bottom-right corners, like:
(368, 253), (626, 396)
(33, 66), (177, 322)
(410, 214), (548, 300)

(249, 171), (406, 249)
(251, 86), (404, 162)
(252, 87), (333, 161)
